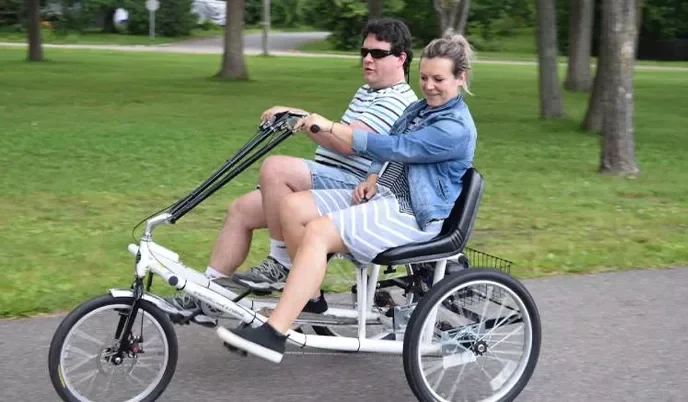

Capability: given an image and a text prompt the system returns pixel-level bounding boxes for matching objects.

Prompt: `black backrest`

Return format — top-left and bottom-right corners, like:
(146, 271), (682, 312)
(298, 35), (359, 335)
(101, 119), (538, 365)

(439, 167), (485, 251)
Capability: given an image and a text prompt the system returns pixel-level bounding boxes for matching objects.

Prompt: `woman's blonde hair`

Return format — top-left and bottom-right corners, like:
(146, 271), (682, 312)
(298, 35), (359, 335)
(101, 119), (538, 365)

(421, 33), (475, 95)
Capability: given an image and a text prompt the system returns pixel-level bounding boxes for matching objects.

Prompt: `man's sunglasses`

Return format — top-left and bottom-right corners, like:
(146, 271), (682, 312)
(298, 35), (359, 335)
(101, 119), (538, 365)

(360, 47), (398, 59)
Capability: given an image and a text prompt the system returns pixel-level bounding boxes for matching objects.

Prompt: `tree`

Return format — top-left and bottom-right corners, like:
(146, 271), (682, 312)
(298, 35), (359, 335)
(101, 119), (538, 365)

(598, 0), (640, 175)
(216, 0), (249, 80)
(24, 0), (42, 61)
(583, 0), (643, 132)
(455, 0), (471, 34)
(368, 0), (384, 19)
(262, 0), (270, 56)
(535, 0), (565, 119)
(433, 0), (462, 36)
(564, 0), (595, 91)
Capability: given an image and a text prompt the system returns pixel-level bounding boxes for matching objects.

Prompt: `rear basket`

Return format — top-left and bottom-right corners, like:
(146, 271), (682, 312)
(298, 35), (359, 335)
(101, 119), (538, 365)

(457, 247), (514, 306)
(463, 247), (513, 274)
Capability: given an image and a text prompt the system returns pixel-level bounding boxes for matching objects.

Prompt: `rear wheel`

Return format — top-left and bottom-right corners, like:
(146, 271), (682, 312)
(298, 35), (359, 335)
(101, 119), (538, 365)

(402, 268), (541, 402)
(48, 294), (178, 402)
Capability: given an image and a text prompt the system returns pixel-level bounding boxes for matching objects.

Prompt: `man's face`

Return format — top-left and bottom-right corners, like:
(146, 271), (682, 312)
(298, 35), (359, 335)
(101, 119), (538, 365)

(360, 34), (405, 89)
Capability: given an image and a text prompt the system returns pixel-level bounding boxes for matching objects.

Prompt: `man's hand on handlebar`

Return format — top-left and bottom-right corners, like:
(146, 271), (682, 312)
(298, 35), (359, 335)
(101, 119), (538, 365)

(293, 113), (333, 134)
(261, 106), (308, 124)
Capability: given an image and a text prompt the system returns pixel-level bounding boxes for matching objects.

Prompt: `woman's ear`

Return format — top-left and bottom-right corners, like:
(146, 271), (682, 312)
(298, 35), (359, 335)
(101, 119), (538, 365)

(456, 71), (467, 86)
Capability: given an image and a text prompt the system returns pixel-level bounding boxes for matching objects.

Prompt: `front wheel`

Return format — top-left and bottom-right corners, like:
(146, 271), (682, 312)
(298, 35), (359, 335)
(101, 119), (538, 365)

(48, 294), (178, 402)
(402, 268), (541, 402)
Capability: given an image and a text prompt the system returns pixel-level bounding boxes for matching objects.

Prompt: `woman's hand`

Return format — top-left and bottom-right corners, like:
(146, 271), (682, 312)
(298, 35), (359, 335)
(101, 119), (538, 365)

(294, 113), (333, 134)
(353, 176), (378, 204)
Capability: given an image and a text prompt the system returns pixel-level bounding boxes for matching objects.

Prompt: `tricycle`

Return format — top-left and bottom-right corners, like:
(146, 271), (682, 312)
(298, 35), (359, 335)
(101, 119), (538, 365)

(47, 111), (541, 402)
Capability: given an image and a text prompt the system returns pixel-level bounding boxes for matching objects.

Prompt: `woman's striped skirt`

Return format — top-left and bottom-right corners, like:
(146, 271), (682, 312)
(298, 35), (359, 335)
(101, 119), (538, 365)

(310, 185), (444, 265)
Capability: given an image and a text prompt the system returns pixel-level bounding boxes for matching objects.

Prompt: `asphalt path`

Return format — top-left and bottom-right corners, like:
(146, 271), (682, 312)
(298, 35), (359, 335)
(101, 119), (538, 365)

(161, 31), (331, 52)
(1, 266), (686, 402)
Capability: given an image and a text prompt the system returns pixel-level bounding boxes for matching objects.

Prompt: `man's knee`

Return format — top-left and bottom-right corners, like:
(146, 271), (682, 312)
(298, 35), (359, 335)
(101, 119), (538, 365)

(259, 155), (311, 191)
(228, 196), (247, 217)
(227, 191), (264, 228)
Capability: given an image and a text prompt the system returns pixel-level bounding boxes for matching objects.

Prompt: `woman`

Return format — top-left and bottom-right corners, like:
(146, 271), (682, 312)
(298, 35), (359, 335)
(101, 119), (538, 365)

(217, 33), (478, 363)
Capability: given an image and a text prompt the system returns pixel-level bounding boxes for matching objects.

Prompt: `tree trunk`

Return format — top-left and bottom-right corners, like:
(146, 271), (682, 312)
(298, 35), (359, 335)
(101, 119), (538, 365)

(216, 0), (248, 80)
(262, 0), (270, 56)
(25, 0), (42, 62)
(583, 0), (610, 132)
(368, 0), (384, 19)
(454, 0), (471, 34)
(584, 0), (643, 132)
(582, 44), (607, 132)
(103, 8), (117, 33)
(535, 0), (564, 119)
(434, 0), (462, 36)
(634, 0), (644, 52)
(599, 0), (640, 175)
(564, 0), (594, 92)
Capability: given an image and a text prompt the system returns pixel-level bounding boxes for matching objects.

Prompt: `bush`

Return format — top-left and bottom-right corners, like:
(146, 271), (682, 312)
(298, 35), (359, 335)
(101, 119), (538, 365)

(124, 0), (195, 37)
(0, 0), (24, 26)
(395, 0), (438, 47)
(245, 0), (263, 25)
(245, 0), (323, 29)
(314, 0), (404, 50)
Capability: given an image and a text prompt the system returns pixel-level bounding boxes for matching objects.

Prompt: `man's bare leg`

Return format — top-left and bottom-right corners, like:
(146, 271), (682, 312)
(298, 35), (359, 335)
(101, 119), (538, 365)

(164, 190), (267, 318)
(259, 155), (312, 244)
(207, 189), (267, 277)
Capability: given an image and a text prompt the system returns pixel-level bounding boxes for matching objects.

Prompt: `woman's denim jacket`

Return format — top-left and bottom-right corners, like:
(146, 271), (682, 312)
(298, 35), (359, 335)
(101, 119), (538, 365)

(351, 94), (477, 230)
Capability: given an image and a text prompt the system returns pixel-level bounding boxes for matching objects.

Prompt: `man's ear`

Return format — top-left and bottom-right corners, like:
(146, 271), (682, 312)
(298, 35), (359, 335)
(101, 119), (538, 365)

(398, 52), (407, 68)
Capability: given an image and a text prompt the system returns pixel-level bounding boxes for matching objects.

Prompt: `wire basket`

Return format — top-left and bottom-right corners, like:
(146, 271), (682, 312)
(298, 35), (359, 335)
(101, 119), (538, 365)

(456, 247), (515, 306)
(462, 247), (513, 274)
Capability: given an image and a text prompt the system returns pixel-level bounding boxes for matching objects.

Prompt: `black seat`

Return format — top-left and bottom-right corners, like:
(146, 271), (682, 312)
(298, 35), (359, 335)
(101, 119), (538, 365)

(371, 168), (484, 266)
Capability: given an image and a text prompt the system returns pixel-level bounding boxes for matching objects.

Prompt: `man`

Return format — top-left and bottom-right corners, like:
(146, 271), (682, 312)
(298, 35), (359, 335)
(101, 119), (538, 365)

(168, 17), (417, 323)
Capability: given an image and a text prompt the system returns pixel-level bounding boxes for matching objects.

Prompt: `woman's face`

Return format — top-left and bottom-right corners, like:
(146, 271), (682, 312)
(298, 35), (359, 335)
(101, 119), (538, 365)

(419, 57), (466, 107)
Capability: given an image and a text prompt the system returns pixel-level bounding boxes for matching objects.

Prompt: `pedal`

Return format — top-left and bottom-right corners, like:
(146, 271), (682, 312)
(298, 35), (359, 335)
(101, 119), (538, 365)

(223, 342), (248, 357)
(214, 277), (273, 297)
(194, 316), (218, 328)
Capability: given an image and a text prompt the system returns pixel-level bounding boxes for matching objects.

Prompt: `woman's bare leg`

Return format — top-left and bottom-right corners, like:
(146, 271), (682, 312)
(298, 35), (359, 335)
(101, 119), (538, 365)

(278, 191), (328, 300)
(268, 216), (347, 333)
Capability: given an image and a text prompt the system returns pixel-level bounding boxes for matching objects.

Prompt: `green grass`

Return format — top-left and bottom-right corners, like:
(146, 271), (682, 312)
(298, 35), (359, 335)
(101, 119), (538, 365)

(0, 48), (686, 317)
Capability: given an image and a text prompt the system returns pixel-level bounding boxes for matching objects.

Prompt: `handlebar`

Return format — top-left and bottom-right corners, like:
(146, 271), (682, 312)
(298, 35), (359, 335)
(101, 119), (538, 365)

(262, 111), (323, 134)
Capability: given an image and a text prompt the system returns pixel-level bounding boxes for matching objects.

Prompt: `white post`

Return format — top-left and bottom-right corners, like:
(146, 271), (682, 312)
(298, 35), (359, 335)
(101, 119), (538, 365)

(149, 10), (155, 38)
(145, 0), (160, 39)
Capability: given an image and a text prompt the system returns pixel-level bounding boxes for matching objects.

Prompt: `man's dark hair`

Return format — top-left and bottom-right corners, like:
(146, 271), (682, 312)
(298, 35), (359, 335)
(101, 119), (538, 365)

(361, 17), (414, 82)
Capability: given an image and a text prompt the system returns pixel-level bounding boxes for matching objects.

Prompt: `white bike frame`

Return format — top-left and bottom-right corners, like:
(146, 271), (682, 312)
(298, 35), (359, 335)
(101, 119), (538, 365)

(112, 212), (458, 355)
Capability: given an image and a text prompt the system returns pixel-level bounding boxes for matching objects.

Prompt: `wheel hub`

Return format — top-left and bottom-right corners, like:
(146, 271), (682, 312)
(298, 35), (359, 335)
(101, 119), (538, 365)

(473, 340), (488, 356)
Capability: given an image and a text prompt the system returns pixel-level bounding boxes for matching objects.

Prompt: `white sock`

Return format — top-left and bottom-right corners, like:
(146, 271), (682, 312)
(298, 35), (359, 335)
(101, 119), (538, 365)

(269, 239), (292, 269)
(204, 266), (228, 280)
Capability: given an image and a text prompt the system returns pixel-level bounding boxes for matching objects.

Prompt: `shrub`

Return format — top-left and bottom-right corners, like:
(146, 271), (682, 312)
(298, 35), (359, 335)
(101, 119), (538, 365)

(123, 0), (196, 37)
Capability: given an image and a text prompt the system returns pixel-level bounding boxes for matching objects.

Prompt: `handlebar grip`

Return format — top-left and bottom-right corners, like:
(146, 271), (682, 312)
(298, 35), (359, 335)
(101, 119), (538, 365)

(310, 124), (321, 133)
